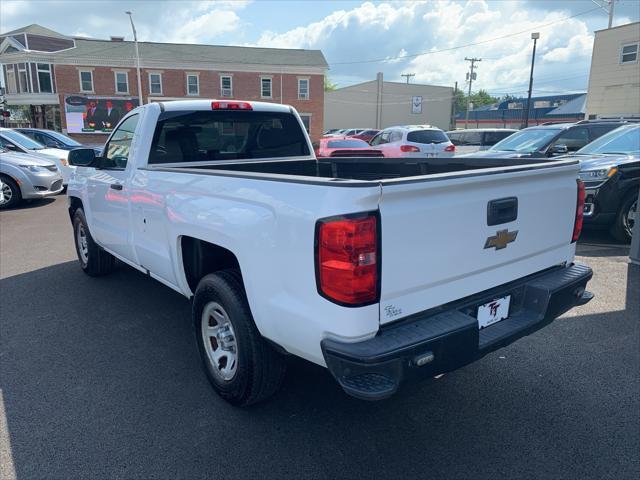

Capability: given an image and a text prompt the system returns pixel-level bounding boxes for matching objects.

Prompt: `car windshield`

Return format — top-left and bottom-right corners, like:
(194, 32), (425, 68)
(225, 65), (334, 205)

(490, 128), (561, 153)
(577, 125), (640, 155)
(407, 130), (448, 144)
(1, 129), (46, 150)
(46, 130), (82, 146)
(327, 139), (369, 148)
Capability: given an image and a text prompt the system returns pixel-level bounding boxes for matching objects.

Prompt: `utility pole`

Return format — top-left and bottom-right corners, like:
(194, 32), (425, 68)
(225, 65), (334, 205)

(522, 32), (540, 129)
(400, 73), (415, 84)
(592, 0), (616, 28)
(126, 11), (144, 106)
(608, 0), (615, 28)
(464, 57), (481, 129)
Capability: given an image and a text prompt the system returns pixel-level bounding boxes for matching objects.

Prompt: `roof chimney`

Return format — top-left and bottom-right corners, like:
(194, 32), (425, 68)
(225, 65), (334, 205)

(110, 36), (125, 42)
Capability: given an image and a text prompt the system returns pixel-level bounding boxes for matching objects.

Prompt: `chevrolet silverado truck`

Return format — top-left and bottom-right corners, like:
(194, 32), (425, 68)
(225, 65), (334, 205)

(66, 100), (593, 406)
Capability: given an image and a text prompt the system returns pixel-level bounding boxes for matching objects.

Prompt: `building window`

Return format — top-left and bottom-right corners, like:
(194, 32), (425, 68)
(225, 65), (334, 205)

(186, 74), (199, 96)
(220, 75), (232, 97)
(115, 71), (129, 94)
(300, 113), (311, 133)
(5, 65), (17, 94)
(149, 72), (162, 95)
(36, 63), (53, 93)
(79, 70), (94, 92)
(620, 43), (638, 64)
(298, 78), (309, 100)
(18, 64), (29, 93)
(261, 77), (272, 98)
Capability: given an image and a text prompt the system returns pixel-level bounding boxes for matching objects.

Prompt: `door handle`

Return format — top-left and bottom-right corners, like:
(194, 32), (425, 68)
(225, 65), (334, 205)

(110, 183), (123, 191)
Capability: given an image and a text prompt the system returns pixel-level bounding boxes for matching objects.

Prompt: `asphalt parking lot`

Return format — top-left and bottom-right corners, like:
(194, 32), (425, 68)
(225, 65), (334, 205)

(1, 196), (638, 480)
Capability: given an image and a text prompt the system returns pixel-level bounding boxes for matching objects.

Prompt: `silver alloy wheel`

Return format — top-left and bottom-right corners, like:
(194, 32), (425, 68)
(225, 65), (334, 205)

(201, 301), (238, 381)
(624, 199), (637, 237)
(76, 224), (89, 264)
(0, 182), (12, 205)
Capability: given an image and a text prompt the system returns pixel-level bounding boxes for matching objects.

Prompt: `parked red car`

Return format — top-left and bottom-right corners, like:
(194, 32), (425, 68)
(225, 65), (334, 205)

(350, 129), (381, 143)
(312, 137), (384, 158)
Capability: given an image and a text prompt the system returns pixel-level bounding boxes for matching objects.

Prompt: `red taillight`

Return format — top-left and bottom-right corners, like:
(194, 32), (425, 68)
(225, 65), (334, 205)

(444, 144), (456, 152)
(211, 101), (252, 110)
(572, 180), (585, 242)
(400, 145), (420, 153)
(316, 214), (379, 306)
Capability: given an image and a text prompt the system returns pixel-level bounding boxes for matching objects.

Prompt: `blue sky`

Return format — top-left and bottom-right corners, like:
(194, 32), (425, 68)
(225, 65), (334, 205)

(2, 0), (639, 98)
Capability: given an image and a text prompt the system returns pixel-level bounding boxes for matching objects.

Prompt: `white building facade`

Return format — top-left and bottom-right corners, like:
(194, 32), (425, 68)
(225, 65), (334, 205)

(585, 22), (640, 118)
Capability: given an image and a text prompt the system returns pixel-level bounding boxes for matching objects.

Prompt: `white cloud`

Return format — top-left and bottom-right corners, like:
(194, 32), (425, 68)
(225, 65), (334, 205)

(543, 33), (593, 62)
(254, 0), (596, 95)
(166, 9), (243, 43)
(385, 48), (408, 64)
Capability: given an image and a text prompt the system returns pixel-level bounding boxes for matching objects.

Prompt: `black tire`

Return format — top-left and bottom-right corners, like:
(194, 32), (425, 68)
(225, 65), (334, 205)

(610, 191), (638, 243)
(0, 176), (22, 209)
(72, 208), (116, 276)
(193, 270), (286, 406)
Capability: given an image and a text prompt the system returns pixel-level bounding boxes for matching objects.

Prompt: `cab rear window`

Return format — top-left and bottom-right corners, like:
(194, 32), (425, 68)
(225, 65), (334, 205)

(407, 130), (448, 144)
(148, 110), (310, 164)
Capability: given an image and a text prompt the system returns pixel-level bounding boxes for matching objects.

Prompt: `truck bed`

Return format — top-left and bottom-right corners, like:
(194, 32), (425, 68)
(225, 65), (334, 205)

(144, 156), (567, 184)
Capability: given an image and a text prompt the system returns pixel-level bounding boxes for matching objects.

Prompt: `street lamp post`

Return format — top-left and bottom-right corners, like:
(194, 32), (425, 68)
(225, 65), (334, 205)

(522, 32), (540, 129)
(125, 11), (144, 106)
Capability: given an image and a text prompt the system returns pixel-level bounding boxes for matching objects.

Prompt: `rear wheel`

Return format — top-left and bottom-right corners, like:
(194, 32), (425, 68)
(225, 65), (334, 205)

(610, 192), (638, 243)
(0, 176), (21, 209)
(72, 208), (115, 276)
(193, 270), (286, 406)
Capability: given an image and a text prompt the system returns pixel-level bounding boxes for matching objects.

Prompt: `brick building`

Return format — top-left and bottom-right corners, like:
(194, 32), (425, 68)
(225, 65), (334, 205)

(0, 24), (328, 141)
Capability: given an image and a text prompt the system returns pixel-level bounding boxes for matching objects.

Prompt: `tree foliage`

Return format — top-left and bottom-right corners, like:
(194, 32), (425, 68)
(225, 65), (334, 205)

(324, 76), (338, 92)
(453, 89), (499, 113)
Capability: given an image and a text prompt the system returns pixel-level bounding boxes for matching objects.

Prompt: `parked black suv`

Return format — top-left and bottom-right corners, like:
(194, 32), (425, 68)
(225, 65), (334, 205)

(571, 124), (639, 242)
(462, 119), (637, 159)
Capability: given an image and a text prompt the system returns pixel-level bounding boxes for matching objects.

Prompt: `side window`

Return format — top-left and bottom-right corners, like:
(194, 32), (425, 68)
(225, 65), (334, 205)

(371, 131), (390, 145)
(589, 125), (617, 141)
(463, 131), (482, 145)
(390, 130), (403, 143)
(103, 114), (140, 169)
(448, 132), (461, 145)
(484, 131), (511, 146)
(554, 127), (590, 151)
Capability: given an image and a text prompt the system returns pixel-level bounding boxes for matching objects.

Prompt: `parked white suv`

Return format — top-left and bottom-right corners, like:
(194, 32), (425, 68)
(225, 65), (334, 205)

(369, 125), (456, 157)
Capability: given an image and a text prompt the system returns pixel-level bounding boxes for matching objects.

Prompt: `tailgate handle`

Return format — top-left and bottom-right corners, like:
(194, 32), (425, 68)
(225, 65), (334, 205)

(487, 197), (518, 226)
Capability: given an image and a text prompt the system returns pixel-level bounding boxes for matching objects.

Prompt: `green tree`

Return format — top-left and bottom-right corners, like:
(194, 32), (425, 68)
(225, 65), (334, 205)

(454, 89), (499, 114)
(324, 76), (337, 92)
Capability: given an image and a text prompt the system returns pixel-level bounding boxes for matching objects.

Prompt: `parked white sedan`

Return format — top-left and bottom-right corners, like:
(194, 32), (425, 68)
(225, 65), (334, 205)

(369, 125), (456, 158)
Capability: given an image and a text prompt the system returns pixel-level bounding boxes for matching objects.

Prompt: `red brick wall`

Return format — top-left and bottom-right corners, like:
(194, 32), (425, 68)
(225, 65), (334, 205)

(55, 64), (325, 141)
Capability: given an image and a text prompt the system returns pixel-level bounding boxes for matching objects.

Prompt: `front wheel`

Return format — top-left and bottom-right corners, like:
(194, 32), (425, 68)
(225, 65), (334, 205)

(193, 270), (286, 406)
(0, 176), (21, 209)
(610, 192), (638, 243)
(72, 208), (115, 276)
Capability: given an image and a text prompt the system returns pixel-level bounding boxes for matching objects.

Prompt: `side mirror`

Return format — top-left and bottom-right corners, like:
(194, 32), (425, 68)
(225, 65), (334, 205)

(68, 148), (97, 167)
(4, 143), (18, 151)
(549, 144), (568, 156)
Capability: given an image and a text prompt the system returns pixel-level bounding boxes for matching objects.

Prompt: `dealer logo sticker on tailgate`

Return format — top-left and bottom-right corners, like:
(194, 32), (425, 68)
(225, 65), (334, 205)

(484, 229), (518, 250)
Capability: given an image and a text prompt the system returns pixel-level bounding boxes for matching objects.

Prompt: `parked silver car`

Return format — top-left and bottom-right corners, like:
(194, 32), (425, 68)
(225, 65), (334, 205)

(0, 148), (64, 209)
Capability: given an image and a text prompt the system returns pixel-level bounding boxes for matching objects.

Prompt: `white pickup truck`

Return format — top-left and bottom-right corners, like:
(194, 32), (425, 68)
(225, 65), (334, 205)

(67, 100), (593, 406)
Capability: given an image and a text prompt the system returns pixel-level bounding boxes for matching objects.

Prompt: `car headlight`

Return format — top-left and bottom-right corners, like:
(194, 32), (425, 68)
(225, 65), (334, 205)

(19, 165), (49, 173)
(579, 166), (618, 182)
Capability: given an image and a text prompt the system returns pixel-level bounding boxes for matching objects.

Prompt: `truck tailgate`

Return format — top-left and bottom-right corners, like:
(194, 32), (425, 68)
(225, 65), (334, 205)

(378, 161), (580, 324)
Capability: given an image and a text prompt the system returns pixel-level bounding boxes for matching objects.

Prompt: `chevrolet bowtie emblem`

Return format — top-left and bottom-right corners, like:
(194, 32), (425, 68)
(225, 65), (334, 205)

(484, 229), (518, 250)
